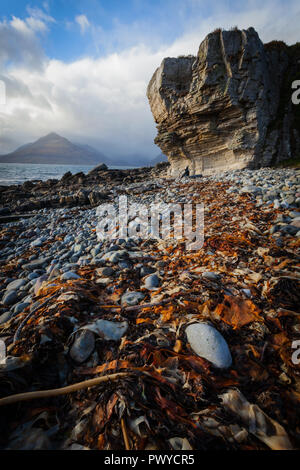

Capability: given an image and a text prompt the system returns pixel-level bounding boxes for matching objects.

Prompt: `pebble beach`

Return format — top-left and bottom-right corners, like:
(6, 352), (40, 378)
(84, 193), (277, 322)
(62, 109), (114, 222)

(0, 165), (299, 450)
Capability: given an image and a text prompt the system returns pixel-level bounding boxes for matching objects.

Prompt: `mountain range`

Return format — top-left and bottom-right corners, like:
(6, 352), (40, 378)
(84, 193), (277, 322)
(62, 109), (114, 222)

(0, 133), (122, 166)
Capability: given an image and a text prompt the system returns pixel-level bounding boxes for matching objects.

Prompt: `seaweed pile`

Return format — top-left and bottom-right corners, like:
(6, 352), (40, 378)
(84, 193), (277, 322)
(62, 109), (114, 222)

(0, 174), (299, 450)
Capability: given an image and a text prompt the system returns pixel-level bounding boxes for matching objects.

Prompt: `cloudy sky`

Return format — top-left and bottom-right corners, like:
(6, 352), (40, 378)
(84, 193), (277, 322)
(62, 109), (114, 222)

(0, 0), (299, 162)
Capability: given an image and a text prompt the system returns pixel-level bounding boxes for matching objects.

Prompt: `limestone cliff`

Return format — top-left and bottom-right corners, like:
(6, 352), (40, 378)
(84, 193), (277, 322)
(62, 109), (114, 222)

(147, 27), (300, 176)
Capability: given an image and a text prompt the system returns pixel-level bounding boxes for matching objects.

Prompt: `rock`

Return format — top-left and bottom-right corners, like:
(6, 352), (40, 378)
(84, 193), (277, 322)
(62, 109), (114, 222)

(118, 260), (133, 270)
(30, 237), (46, 248)
(121, 291), (145, 306)
(2, 290), (18, 306)
(69, 329), (95, 363)
(144, 273), (160, 289)
(95, 277), (111, 286)
(96, 267), (114, 277)
(290, 218), (300, 229)
(270, 224), (280, 234)
(88, 163), (108, 174)
(68, 444), (91, 451)
(289, 211), (300, 218)
(14, 302), (30, 314)
(240, 186), (263, 195)
(186, 323), (232, 369)
(6, 279), (27, 291)
(140, 265), (156, 277)
(102, 250), (129, 263)
(61, 271), (81, 281)
(202, 272), (220, 281)
(27, 272), (39, 281)
(82, 320), (128, 341)
(273, 199), (280, 209)
(279, 224), (298, 235)
(22, 257), (51, 270)
(0, 311), (12, 325)
(281, 201), (290, 209)
(147, 28), (300, 176)
(88, 191), (108, 206)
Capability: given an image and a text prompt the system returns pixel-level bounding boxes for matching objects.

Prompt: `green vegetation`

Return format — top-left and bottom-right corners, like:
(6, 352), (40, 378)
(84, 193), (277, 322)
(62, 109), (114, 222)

(264, 40), (288, 51)
(274, 156), (300, 168)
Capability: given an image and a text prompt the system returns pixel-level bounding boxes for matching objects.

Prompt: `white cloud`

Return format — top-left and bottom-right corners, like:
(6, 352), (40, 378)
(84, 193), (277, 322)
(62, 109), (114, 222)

(0, 17), (46, 70)
(0, 0), (299, 160)
(26, 6), (55, 25)
(75, 15), (90, 35)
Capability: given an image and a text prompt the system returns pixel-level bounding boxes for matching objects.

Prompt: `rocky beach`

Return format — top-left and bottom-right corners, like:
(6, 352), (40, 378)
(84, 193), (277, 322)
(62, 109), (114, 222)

(0, 14), (300, 453)
(0, 163), (299, 450)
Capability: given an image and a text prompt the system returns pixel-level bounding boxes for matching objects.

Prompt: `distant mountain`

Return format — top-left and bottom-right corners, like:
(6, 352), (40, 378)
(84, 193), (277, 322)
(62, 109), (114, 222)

(0, 133), (109, 165)
(150, 153), (168, 165)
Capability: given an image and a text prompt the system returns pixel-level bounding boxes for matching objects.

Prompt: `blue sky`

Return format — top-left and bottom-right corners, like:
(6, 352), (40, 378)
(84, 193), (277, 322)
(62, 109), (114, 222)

(0, 0), (236, 61)
(0, 0), (299, 161)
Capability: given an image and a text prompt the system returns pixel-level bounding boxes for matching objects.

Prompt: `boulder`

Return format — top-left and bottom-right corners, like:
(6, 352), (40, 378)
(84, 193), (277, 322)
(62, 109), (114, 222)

(147, 28), (300, 176)
(88, 163), (108, 174)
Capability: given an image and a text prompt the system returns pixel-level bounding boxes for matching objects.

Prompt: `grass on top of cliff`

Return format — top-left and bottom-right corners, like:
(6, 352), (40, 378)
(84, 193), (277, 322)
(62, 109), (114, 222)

(274, 156), (300, 168)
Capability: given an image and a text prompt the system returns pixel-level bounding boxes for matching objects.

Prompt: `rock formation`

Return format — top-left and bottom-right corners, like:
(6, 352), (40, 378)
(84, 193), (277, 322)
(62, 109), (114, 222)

(147, 27), (300, 176)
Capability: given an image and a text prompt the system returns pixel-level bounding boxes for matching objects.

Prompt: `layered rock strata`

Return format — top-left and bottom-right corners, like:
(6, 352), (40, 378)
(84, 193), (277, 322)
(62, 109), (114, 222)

(147, 27), (300, 176)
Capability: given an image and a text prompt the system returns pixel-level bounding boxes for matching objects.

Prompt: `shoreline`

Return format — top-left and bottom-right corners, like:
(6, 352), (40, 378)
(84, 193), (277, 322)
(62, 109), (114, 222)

(0, 165), (299, 450)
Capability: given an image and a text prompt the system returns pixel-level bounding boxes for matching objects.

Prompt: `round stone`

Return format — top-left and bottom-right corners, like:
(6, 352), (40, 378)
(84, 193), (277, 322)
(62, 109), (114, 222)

(144, 273), (160, 289)
(2, 290), (18, 306)
(61, 271), (81, 280)
(121, 291), (145, 306)
(186, 323), (232, 369)
(202, 272), (220, 281)
(5, 279), (27, 291)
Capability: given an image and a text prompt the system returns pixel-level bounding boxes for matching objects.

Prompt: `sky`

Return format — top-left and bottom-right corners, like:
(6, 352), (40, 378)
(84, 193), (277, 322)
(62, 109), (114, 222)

(0, 0), (299, 162)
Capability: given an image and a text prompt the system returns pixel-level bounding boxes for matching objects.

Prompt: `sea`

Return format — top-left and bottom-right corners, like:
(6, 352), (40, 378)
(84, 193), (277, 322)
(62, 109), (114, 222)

(0, 163), (137, 186)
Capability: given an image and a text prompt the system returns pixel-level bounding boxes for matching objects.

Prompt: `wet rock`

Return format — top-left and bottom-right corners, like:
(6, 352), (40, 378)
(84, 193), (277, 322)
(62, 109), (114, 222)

(186, 323), (232, 369)
(70, 329), (95, 363)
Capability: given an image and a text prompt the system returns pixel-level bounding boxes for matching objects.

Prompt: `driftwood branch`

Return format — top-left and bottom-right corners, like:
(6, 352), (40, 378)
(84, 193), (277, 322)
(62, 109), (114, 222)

(0, 371), (133, 407)
(121, 417), (131, 450)
(99, 296), (180, 312)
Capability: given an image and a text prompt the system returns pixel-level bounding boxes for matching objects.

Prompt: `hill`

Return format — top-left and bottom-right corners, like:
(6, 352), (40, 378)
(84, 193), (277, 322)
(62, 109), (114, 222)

(0, 133), (109, 165)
